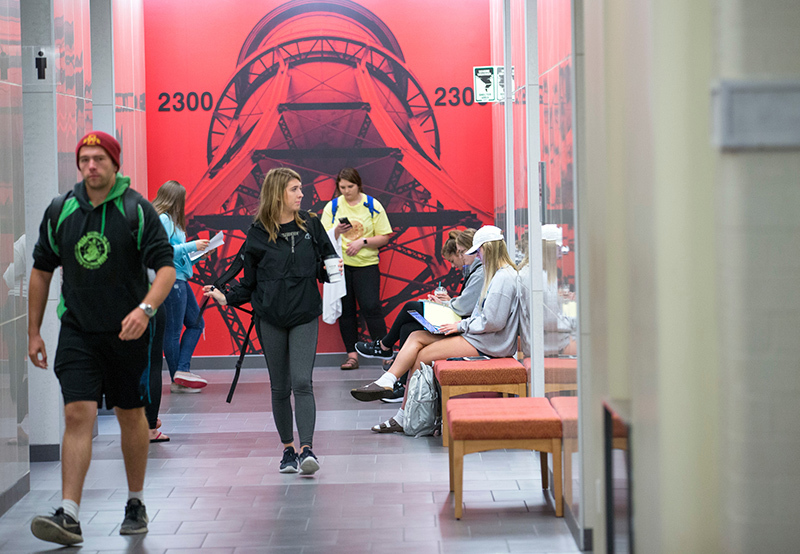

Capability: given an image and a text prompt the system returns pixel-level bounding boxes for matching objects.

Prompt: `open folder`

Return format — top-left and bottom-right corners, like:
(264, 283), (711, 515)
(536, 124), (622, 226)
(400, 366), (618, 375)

(407, 301), (463, 335)
(420, 300), (462, 326)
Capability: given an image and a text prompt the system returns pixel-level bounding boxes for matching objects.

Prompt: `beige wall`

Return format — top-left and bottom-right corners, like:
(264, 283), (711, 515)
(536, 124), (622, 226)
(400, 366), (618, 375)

(580, 0), (800, 552)
(716, 1), (800, 551)
(579, 0), (718, 551)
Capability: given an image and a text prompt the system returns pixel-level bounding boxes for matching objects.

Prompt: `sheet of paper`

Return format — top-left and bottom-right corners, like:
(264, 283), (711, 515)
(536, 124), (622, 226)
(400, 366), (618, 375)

(421, 300), (462, 326)
(188, 231), (224, 261)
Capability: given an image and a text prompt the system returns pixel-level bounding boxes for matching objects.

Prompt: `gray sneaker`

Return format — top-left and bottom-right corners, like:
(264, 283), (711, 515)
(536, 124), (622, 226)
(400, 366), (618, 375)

(31, 508), (83, 545)
(119, 498), (148, 535)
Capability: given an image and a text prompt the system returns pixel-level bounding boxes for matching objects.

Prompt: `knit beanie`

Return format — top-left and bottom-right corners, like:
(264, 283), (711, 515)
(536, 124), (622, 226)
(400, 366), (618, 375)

(75, 131), (121, 169)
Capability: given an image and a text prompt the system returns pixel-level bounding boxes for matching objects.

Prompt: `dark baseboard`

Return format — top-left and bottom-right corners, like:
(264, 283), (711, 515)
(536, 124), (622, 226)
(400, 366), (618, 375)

(30, 444), (60, 462)
(0, 473), (30, 518)
(548, 467), (593, 551)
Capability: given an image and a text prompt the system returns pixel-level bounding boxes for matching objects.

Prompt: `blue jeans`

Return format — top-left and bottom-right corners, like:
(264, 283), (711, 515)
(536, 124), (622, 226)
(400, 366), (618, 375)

(162, 279), (204, 380)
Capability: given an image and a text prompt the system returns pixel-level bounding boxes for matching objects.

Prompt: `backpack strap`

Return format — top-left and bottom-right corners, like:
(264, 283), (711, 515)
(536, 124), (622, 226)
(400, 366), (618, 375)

(332, 194), (380, 222)
(112, 189), (144, 250)
(299, 210), (321, 254)
(363, 194), (380, 218)
(47, 192), (70, 256)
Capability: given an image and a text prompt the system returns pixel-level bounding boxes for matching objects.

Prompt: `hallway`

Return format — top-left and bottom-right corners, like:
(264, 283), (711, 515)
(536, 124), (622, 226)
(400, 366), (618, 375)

(0, 364), (580, 553)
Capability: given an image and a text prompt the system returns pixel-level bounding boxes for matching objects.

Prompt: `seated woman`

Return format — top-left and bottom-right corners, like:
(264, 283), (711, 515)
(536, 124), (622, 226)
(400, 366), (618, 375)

(354, 228), (482, 360)
(350, 225), (520, 434)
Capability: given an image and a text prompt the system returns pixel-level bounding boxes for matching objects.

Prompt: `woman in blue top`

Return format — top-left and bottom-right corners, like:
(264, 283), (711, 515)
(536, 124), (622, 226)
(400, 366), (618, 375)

(152, 181), (209, 392)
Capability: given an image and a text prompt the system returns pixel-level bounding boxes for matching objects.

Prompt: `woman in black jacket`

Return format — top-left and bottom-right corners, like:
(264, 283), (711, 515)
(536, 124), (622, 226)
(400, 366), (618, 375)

(204, 168), (338, 475)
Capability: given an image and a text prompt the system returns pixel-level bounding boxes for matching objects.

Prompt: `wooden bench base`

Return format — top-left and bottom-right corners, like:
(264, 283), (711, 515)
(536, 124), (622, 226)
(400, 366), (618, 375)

(449, 437), (563, 519)
(446, 397), (563, 520)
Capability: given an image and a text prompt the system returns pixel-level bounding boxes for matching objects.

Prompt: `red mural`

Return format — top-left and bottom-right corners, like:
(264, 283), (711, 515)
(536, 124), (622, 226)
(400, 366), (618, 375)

(538, 0), (574, 288)
(144, 0), (495, 355)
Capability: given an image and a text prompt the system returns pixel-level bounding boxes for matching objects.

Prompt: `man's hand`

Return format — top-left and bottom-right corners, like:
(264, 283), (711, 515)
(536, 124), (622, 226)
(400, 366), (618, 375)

(28, 333), (48, 368)
(119, 306), (150, 341)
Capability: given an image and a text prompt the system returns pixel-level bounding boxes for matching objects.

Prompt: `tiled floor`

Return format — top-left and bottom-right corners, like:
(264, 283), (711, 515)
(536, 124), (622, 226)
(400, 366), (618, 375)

(0, 363), (582, 553)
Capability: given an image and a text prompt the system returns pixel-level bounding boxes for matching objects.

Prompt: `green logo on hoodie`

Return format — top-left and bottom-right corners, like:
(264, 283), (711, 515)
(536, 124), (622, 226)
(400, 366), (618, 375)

(75, 231), (110, 269)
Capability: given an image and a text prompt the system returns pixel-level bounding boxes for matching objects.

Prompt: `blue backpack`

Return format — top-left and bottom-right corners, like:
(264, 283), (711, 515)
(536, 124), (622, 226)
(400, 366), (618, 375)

(330, 195), (380, 223)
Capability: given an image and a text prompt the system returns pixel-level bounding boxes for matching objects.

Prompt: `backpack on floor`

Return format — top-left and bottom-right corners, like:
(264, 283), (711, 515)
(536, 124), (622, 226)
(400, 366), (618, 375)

(404, 362), (441, 437)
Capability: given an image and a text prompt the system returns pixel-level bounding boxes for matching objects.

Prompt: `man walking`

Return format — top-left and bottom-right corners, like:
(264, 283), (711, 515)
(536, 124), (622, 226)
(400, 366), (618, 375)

(28, 131), (176, 545)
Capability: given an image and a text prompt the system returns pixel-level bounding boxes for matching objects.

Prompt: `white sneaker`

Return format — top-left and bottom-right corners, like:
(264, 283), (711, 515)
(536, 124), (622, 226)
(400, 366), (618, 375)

(173, 371), (207, 389)
(170, 382), (201, 394)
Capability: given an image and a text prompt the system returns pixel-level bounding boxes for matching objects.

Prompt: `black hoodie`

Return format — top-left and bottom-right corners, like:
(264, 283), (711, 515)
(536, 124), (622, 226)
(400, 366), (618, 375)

(32, 177), (174, 333)
(225, 212), (338, 328)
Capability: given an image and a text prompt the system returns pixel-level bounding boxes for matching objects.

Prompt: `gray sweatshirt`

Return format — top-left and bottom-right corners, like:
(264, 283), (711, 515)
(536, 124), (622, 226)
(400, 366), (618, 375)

(448, 259), (484, 317)
(458, 265), (520, 357)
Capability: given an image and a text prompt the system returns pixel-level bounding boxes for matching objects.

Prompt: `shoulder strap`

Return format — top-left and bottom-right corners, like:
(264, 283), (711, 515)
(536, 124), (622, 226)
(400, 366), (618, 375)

(333, 194), (379, 220)
(363, 195), (380, 218)
(117, 189), (144, 250)
(47, 192), (71, 256)
(299, 210), (321, 253)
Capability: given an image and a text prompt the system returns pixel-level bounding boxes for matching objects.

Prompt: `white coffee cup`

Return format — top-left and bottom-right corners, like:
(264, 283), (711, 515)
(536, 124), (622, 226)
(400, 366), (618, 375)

(324, 257), (342, 283)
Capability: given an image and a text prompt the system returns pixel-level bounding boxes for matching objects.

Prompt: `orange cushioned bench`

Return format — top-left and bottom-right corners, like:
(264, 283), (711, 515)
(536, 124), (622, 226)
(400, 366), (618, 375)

(446, 397), (563, 519)
(550, 397), (627, 507)
(434, 358), (528, 447)
(544, 357), (577, 396)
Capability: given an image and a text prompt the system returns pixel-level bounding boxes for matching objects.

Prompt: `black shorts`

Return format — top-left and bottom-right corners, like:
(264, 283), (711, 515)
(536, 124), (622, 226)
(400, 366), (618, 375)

(54, 324), (150, 409)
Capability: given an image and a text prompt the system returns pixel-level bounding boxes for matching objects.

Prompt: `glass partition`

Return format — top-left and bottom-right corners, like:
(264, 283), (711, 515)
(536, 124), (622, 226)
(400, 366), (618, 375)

(506, 0), (581, 529)
(537, 0), (580, 524)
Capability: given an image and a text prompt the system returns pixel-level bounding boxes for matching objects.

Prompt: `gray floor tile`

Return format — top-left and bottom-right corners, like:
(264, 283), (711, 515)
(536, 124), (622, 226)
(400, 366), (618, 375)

(3, 366), (583, 553)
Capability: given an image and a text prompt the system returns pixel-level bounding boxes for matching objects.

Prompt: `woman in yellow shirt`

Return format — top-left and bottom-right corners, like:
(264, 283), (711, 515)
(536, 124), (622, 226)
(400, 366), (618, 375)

(322, 168), (393, 369)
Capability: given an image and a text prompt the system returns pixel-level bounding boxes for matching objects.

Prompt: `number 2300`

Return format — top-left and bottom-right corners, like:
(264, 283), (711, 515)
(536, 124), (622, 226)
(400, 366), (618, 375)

(157, 92), (214, 112)
(434, 86), (484, 107)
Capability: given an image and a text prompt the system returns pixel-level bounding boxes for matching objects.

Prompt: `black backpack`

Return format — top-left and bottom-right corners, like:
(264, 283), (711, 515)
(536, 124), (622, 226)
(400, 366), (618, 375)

(47, 188), (143, 254)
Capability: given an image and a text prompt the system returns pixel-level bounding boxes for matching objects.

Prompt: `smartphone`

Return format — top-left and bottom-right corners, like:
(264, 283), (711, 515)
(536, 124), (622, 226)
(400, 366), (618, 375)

(338, 217), (351, 226)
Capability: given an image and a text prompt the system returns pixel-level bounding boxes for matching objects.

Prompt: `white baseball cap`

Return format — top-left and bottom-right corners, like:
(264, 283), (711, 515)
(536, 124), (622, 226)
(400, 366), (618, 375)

(465, 225), (504, 255)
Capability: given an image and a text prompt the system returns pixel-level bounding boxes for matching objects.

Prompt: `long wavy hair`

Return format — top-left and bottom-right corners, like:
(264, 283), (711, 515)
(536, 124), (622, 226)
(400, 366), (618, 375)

(255, 167), (307, 242)
(479, 239), (517, 300)
(152, 180), (186, 232)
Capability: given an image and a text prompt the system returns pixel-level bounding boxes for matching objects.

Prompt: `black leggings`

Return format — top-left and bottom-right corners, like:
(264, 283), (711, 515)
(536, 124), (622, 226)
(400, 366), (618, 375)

(382, 300), (425, 349)
(339, 264), (386, 352)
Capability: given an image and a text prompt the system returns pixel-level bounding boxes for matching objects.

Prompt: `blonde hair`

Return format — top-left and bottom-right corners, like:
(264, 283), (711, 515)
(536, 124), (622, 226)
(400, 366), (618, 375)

(479, 239), (517, 300)
(255, 168), (307, 242)
(152, 180), (186, 232)
(542, 240), (559, 287)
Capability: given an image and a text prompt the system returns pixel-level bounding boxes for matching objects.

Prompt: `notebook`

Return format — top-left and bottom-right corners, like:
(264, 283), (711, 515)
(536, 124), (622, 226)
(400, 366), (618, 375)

(421, 300), (462, 326)
(407, 310), (446, 334)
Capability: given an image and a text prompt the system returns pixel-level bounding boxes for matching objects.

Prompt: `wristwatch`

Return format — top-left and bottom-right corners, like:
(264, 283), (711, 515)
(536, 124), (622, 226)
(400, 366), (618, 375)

(138, 303), (155, 318)
(363, 238), (368, 245)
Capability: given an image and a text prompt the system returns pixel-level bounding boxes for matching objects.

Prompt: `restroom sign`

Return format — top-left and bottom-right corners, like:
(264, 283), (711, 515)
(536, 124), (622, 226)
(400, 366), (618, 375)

(473, 66), (497, 102)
